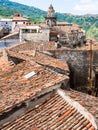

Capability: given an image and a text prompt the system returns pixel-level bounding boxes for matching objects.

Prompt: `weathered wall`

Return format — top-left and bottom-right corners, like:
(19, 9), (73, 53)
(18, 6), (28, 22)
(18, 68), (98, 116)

(93, 50), (98, 66)
(50, 49), (98, 91)
(22, 30), (50, 42)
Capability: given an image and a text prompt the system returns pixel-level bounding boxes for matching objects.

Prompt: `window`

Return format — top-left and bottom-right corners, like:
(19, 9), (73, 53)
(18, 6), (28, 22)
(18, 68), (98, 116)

(32, 29), (37, 33)
(25, 29), (30, 33)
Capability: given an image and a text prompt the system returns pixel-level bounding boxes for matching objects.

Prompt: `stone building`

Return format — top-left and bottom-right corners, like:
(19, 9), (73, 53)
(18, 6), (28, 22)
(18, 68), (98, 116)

(45, 4), (57, 27)
(12, 13), (30, 32)
(0, 45), (98, 129)
(0, 13), (30, 37)
(19, 25), (50, 42)
(44, 4), (86, 47)
(0, 18), (12, 35)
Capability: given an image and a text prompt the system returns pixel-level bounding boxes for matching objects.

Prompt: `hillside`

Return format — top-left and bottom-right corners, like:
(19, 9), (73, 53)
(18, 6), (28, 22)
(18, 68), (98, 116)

(0, 0), (98, 39)
(0, 0), (46, 23)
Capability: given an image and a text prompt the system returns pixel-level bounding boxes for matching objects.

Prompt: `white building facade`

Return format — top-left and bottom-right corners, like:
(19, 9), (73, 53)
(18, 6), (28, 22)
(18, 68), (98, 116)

(0, 19), (12, 34)
(19, 26), (50, 42)
(12, 13), (30, 32)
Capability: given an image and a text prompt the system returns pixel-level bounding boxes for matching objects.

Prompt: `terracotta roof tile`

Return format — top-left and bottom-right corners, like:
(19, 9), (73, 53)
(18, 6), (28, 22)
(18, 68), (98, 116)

(0, 60), (68, 114)
(87, 123), (93, 129)
(56, 21), (70, 25)
(9, 41), (56, 51)
(0, 89), (96, 130)
(88, 126), (96, 130)
(54, 23), (83, 35)
(0, 57), (14, 76)
(77, 44), (98, 50)
(8, 49), (69, 73)
(64, 89), (98, 123)
(13, 17), (28, 21)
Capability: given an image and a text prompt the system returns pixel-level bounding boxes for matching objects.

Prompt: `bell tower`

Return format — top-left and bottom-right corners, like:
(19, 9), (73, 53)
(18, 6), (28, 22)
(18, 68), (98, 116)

(45, 4), (57, 27)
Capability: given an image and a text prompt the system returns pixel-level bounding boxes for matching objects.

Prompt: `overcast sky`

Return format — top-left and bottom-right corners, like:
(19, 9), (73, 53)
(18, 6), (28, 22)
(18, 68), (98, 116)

(10, 0), (98, 15)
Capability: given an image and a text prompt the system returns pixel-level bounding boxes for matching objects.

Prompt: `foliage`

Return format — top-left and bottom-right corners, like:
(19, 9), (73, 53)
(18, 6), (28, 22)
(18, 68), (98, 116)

(0, 0), (98, 39)
(0, 0), (46, 20)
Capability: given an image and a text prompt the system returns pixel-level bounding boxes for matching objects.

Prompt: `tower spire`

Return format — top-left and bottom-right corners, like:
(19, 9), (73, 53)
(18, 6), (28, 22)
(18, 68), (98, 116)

(45, 3), (56, 27)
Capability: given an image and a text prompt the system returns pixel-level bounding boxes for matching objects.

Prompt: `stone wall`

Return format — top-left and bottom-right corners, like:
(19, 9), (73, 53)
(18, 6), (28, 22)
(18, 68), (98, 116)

(93, 50), (98, 66)
(22, 30), (50, 42)
(50, 49), (98, 91)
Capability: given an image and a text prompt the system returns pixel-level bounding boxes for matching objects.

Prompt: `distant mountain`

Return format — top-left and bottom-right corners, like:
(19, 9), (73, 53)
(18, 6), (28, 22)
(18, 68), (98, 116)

(0, 0), (98, 39)
(0, 0), (46, 22)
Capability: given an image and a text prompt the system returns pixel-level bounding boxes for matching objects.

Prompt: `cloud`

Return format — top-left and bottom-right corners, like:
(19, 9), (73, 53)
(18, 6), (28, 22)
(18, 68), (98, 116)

(74, 0), (98, 14)
(80, 0), (92, 3)
(75, 4), (97, 11)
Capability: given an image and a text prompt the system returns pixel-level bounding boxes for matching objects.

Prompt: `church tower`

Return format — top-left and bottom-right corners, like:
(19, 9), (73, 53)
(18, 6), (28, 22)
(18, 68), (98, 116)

(45, 4), (57, 27)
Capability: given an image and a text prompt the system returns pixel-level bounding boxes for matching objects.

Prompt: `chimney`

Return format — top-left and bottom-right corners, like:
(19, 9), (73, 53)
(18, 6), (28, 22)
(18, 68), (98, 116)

(39, 43), (44, 52)
(3, 48), (9, 61)
(33, 50), (36, 57)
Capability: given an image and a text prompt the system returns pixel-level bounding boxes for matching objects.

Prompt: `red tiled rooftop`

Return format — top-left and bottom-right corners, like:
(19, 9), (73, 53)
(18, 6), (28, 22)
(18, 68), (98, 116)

(56, 21), (70, 25)
(53, 22), (83, 35)
(13, 17), (28, 21)
(0, 89), (97, 130)
(64, 89), (98, 122)
(0, 60), (68, 114)
(21, 51), (69, 72)
(77, 43), (98, 50)
(8, 49), (69, 73)
(9, 41), (57, 51)
(0, 57), (14, 76)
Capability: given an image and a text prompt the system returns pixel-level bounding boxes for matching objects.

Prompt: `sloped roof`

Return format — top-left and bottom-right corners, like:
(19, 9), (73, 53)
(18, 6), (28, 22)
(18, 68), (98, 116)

(77, 43), (98, 50)
(0, 60), (68, 114)
(0, 89), (97, 130)
(13, 17), (28, 21)
(53, 22), (84, 35)
(9, 41), (57, 51)
(0, 57), (14, 75)
(64, 89), (98, 123)
(8, 50), (69, 73)
(56, 21), (72, 25)
(1, 32), (19, 40)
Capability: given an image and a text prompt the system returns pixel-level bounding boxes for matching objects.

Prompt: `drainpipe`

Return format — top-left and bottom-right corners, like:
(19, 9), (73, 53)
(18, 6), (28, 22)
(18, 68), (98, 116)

(88, 39), (93, 95)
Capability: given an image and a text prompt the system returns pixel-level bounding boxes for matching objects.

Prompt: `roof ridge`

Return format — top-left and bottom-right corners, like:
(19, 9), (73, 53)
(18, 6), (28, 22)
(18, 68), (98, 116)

(57, 88), (98, 129)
